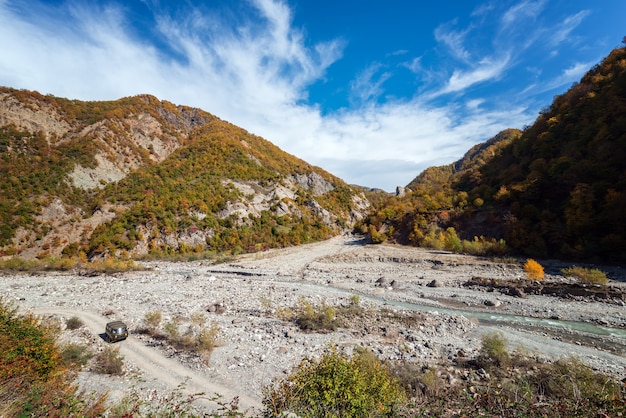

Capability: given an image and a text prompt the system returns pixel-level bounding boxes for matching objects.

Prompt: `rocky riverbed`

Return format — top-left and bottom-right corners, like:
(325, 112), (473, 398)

(2, 235), (625, 414)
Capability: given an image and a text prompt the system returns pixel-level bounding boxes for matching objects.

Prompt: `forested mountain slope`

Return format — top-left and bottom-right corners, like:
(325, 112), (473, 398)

(0, 87), (369, 259)
(458, 46), (626, 262)
(366, 46), (626, 263)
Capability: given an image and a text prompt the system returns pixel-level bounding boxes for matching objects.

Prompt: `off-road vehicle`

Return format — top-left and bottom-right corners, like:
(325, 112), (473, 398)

(105, 321), (128, 342)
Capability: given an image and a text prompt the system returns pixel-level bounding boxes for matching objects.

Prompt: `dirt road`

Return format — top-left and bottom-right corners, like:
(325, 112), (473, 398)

(30, 307), (261, 412)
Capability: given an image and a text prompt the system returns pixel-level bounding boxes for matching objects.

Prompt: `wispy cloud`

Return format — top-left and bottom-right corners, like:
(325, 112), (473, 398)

(501, 0), (546, 27)
(438, 54), (511, 95)
(532, 61), (596, 94)
(547, 10), (590, 47)
(434, 21), (472, 62)
(0, 0), (602, 190)
(349, 64), (392, 104)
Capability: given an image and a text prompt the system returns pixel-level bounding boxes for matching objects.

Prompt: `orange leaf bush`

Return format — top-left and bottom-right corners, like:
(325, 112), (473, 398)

(524, 258), (544, 280)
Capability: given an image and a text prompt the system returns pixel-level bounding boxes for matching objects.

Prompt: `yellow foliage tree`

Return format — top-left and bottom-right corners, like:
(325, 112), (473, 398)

(524, 258), (544, 280)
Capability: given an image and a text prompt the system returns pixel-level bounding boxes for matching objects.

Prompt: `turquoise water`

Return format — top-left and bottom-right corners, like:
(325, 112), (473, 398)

(373, 297), (626, 338)
(297, 280), (626, 339)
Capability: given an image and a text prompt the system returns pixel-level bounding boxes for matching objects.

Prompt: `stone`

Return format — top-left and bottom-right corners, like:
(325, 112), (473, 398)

(507, 286), (525, 298)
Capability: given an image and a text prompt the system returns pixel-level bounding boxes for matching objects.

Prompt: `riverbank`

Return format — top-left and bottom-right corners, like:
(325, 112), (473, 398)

(2, 235), (625, 413)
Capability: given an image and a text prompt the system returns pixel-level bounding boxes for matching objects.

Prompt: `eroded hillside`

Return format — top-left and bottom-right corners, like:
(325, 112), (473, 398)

(0, 88), (369, 259)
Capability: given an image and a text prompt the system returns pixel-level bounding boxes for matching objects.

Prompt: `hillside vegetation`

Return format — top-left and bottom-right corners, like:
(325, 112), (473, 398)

(3, 46), (625, 264)
(0, 88), (368, 260)
(366, 46), (626, 263)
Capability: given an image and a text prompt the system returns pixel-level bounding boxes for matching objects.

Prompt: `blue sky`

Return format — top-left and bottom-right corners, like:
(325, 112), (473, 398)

(0, 0), (624, 191)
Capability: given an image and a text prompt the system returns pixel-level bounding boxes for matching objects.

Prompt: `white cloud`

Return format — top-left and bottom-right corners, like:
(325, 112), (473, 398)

(403, 57), (422, 74)
(529, 61), (595, 95)
(501, 0), (546, 27)
(437, 54), (511, 95)
(434, 21), (472, 62)
(563, 62), (591, 79)
(547, 10), (590, 46)
(0, 0), (547, 190)
(349, 64), (392, 104)
(466, 98), (485, 110)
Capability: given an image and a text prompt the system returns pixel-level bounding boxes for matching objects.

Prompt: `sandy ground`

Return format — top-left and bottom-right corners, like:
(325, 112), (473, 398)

(2, 235), (625, 414)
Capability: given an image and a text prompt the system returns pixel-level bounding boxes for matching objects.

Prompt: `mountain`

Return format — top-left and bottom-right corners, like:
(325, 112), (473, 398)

(362, 128), (520, 248)
(365, 45), (626, 263)
(406, 128), (522, 192)
(456, 46), (626, 262)
(0, 87), (369, 259)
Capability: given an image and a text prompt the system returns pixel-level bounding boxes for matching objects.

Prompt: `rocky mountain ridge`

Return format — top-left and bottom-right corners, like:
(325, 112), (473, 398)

(0, 87), (369, 259)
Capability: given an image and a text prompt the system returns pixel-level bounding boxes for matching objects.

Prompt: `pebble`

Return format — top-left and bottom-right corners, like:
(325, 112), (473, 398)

(2, 236), (624, 409)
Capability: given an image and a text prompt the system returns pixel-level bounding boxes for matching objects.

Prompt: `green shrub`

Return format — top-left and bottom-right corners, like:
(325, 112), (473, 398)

(461, 236), (508, 256)
(0, 298), (106, 417)
(538, 357), (622, 401)
(94, 346), (124, 375)
(0, 257), (38, 271)
(443, 227), (463, 252)
(418, 368), (443, 397)
(44, 257), (77, 271)
(60, 343), (92, 368)
(163, 318), (181, 342)
(478, 331), (509, 369)
(263, 347), (406, 417)
(65, 316), (84, 330)
(143, 310), (162, 335)
(0, 257), (80, 272)
(294, 297), (338, 332)
(158, 316), (220, 363)
(0, 299), (59, 381)
(368, 224), (387, 244)
(84, 258), (140, 273)
(561, 266), (609, 285)
(340, 295), (365, 317)
(196, 322), (220, 354)
(276, 306), (294, 321)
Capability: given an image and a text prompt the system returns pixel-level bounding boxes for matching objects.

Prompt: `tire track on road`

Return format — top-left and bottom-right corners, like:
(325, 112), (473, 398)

(30, 307), (261, 413)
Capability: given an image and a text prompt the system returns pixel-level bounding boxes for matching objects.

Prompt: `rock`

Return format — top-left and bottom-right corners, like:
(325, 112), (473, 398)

(427, 280), (441, 288)
(381, 327), (399, 338)
(484, 299), (501, 307)
(207, 303), (226, 314)
(375, 277), (387, 287)
(507, 286), (525, 298)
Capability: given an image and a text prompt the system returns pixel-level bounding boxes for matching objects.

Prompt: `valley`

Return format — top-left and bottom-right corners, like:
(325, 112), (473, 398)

(3, 235), (625, 414)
